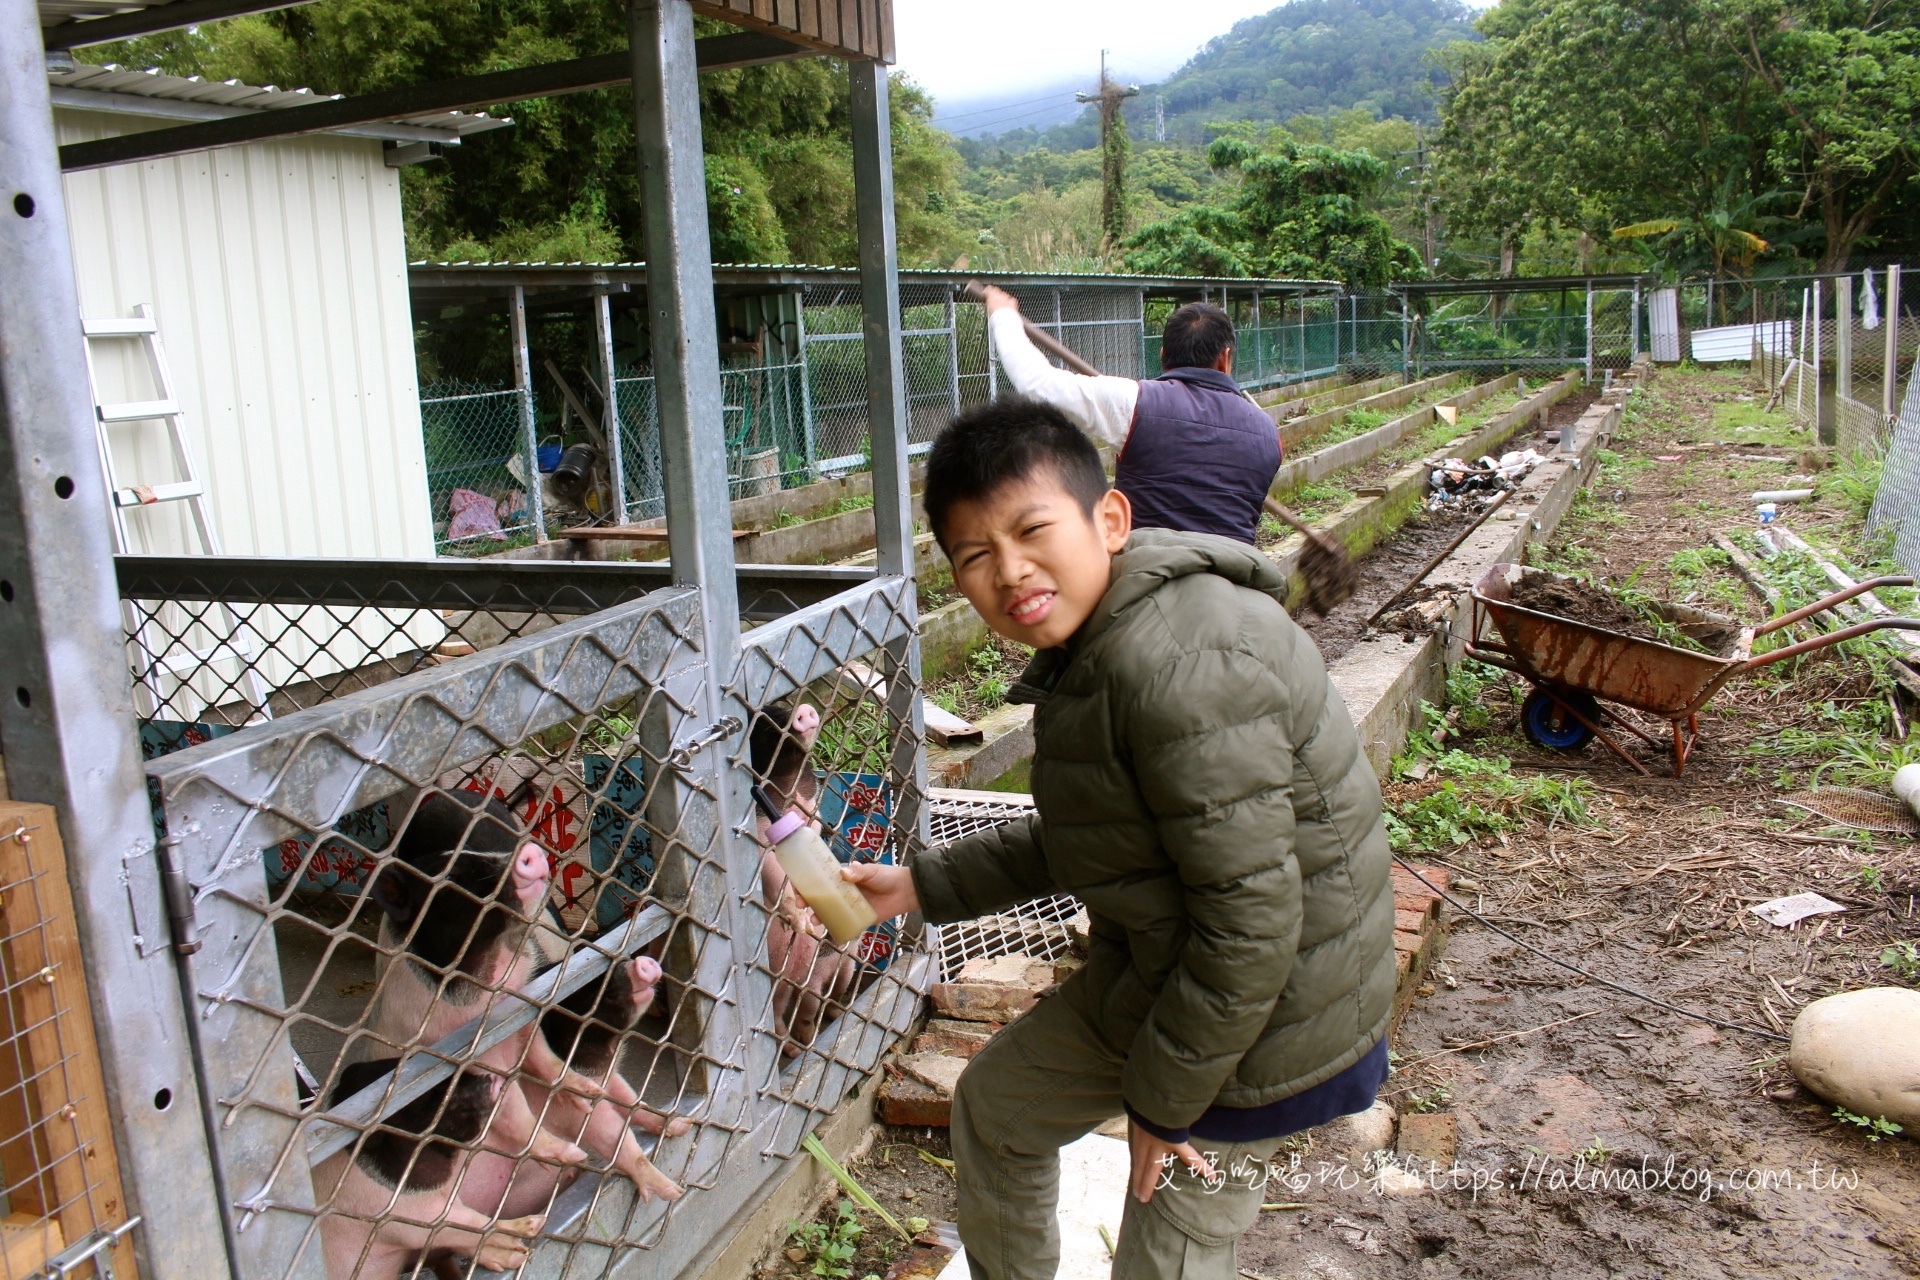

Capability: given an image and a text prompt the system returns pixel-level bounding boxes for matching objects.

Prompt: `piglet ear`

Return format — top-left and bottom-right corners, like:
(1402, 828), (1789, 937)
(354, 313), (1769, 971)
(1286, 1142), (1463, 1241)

(365, 861), (418, 926)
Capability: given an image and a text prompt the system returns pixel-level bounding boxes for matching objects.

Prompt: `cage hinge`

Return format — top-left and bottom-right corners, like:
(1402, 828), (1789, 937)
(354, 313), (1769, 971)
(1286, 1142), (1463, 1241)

(156, 835), (202, 957)
(666, 715), (744, 772)
(37, 1215), (140, 1279)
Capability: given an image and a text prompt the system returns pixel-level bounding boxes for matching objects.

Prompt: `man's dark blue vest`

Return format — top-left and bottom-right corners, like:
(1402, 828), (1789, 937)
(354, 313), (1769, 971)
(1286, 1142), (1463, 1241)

(1116, 366), (1282, 545)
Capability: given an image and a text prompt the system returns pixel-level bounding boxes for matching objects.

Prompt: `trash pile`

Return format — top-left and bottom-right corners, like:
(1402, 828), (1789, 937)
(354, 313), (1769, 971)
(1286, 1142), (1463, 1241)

(1427, 448), (1548, 510)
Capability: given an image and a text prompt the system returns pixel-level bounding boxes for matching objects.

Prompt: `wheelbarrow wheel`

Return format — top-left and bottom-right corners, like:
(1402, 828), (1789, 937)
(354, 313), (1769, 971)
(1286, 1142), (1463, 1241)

(1521, 687), (1598, 751)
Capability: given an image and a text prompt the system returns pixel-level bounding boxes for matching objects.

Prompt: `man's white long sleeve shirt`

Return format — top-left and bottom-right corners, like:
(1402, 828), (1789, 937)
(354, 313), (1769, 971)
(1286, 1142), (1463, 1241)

(988, 308), (1139, 449)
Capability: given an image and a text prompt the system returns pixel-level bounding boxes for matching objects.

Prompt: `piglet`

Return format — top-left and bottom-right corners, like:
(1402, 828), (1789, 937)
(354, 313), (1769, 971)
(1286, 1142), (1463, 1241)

(364, 793), (681, 1218)
(312, 1059), (545, 1280)
(749, 702), (859, 1057)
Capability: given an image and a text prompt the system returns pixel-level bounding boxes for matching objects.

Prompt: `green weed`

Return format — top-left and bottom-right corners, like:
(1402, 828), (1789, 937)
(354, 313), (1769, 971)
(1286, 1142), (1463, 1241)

(1881, 940), (1920, 983)
(1386, 745), (1594, 851)
(1832, 1107), (1904, 1142)
(1816, 452), (1881, 523)
(787, 1201), (864, 1279)
(1860, 865), (1885, 893)
(1405, 1085), (1452, 1114)
(770, 510), (806, 530)
(1290, 479), (1354, 521)
(1577, 1139), (1615, 1165)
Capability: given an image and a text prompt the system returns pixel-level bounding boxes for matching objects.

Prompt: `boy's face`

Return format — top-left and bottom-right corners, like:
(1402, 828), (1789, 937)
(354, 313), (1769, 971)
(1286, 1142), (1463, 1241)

(941, 468), (1131, 650)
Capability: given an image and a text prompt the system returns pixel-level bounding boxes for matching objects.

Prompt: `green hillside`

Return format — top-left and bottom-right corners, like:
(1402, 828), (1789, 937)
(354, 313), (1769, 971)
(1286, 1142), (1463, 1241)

(1144, 0), (1479, 139)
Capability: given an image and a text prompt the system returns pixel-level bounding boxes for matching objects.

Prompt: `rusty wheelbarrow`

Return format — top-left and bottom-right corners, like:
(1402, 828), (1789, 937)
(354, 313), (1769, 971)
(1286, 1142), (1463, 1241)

(1465, 562), (1920, 777)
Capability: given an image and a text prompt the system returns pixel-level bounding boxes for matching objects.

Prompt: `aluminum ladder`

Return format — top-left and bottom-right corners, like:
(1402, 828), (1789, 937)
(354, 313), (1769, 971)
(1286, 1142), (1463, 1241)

(84, 304), (273, 721)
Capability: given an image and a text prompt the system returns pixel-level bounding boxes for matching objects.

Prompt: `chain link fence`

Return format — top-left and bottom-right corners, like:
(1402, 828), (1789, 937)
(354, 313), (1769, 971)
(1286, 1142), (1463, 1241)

(122, 558), (932, 1279)
(1867, 364), (1920, 576)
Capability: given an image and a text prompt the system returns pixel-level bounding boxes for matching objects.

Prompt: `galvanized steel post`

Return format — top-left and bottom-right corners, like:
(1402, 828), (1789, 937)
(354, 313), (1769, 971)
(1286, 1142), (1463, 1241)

(1888, 266), (1903, 422)
(1584, 280), (1594, 383)
(0, 9), (235, 1277)
(628, 0), (772, 1177)
(849, 56), (930, 851)
(1836, 274), (1853, 404)
(595, 289), (629, 522)
(1813, 278), (1828, 443)
(1630, 279), (1642, 361)
(510, 284), (547, 540)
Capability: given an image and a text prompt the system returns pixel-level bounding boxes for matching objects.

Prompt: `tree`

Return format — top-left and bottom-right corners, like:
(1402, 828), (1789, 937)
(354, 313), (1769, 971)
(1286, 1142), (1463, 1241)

(1724, 0), (1920, 270)
(1430, 0), (1919, 273)
(1123, 135), (1420, 283)
(81, 1), (968, 267)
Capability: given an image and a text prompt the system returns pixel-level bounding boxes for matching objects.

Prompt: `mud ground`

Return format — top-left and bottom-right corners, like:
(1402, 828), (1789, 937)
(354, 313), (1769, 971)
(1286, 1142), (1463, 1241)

(1246, 367), (1920, 1278)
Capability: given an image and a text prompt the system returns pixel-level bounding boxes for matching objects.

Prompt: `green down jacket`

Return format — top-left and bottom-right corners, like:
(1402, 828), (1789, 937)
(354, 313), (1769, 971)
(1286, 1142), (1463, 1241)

(912, 530), (1395, 1132)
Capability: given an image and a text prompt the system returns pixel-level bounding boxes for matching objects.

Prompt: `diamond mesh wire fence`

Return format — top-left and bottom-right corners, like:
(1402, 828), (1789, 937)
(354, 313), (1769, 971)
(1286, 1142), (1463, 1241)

(126, 563), (931, 1279)
(1866, 364), (1920, 576)
(421, 383), (539, 554)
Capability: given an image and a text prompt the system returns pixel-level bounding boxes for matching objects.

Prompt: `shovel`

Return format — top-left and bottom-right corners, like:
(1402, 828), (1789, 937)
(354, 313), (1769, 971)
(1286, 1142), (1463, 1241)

(963, 280), (1358, 614)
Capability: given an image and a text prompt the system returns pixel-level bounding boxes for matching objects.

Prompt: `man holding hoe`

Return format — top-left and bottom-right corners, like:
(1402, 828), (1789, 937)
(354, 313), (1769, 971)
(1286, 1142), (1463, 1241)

(977, 284), (1281, 546)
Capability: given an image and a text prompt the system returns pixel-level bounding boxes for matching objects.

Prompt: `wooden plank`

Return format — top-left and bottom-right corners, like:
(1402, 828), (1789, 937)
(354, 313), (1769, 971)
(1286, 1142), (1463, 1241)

(0, 804), (138, 1279)
(1, 1213), (63, 1276)
(798, 0), (821, 41)
(817, 0), (840, 51)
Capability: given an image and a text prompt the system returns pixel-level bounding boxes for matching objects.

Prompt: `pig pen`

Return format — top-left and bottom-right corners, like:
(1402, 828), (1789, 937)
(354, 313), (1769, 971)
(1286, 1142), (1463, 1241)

(123, 558), (936, 1280)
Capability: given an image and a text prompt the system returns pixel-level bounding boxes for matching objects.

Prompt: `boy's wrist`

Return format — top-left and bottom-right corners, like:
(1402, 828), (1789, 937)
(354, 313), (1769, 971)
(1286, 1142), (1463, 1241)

(1123, 1101), (1190, 1146)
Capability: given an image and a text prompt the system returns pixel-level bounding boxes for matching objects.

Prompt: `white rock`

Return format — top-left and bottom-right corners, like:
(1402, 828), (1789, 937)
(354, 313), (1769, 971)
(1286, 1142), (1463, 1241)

(1789, 987), (1920, 1131)
(1330, 1099), (1396, 1159)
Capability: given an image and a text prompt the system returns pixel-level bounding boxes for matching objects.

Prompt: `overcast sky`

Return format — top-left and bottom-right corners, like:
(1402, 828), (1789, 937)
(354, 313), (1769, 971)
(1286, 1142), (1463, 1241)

(894, 0), (1494, 131)
(893, 0), (1287, 121)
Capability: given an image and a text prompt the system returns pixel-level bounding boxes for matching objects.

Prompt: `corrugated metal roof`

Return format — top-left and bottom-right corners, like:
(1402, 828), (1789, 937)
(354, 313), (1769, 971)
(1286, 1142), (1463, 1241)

(51, 64), (512, 142)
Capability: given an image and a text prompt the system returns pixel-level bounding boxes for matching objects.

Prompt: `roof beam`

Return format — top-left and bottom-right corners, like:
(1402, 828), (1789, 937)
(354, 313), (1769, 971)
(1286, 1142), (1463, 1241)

(43, 0), (319, 50)
(57, 29), (808, 171)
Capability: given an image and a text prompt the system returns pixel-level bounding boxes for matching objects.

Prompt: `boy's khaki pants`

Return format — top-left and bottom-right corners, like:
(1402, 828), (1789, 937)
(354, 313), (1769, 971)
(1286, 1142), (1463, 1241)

(949, 992), (1283, 1280)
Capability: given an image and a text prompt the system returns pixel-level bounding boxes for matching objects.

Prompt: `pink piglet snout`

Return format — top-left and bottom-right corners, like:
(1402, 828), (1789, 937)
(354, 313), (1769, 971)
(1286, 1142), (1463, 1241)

(512, 842), (551, 911)
(789, 703), (820, 740)
(627, 956), (663, 1014)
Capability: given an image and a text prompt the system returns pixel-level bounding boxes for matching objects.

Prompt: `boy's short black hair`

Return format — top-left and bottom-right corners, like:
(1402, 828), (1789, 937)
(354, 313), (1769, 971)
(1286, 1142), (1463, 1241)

(1161, 302), (1236, 370)
(923, 396), (1108, 549)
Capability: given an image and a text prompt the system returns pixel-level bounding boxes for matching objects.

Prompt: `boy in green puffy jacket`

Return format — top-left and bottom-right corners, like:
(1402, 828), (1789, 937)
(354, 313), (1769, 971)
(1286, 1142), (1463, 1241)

(844, 396), (1394, 1280)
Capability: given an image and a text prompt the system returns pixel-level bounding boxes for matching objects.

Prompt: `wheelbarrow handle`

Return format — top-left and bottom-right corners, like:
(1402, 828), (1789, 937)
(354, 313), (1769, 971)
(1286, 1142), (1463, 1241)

(1754, 576), (1915, 636)
(1741, 616), (1920, 669)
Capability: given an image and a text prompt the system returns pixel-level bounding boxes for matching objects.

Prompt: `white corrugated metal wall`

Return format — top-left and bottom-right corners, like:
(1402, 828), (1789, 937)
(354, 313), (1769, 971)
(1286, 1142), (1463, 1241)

(57, 107), (433, 560)
(57, 109), (440, 719)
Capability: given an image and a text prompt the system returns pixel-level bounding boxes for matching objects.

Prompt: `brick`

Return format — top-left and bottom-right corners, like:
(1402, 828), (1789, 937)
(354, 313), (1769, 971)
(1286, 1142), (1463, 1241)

(912, 1029), (990, 1058)
(898, 1052), (967, 1095)
(878, 1074), (951, 1126)
(929, 954), (1052, 1022)
(1393, 928), (1425, 955)
(1396, 1113), (1458, 1168)
(1395, 907), (1428, 935)
(928, 1017), (1000, 1039)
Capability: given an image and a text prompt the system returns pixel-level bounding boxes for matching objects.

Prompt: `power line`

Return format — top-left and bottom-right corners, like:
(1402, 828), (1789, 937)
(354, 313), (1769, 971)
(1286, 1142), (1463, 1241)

(934, 89), (1083, 125)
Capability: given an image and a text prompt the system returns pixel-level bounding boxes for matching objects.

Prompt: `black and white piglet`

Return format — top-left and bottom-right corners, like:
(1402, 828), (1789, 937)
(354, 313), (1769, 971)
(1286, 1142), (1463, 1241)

(362, 792), (681, 1218)
(312, 1059), (545, 1280)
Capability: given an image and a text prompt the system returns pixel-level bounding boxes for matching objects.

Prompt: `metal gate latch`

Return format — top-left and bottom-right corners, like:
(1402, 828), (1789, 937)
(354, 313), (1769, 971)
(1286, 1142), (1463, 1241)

(666, 716), (744, 772)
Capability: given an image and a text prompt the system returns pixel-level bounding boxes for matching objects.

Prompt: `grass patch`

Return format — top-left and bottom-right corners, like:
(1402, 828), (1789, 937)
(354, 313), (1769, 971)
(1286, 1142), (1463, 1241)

(927, 637), (1030, 723)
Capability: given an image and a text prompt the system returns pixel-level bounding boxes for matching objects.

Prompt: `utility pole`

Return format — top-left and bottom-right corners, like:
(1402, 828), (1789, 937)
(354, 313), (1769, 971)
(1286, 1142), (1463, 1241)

(1155, 94), (1165, 143)
(1077, 51), (1140, 250)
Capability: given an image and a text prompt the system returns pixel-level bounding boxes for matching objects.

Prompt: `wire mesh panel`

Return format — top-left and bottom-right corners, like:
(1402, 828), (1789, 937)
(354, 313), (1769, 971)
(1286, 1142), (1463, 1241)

(922, 791), (1081, 982)
(1867, 365), (1920, 577)
(420, 384), (539, 554)
(129, 565), (929, 1280)
(0, 810), (140, 1279)
(1406, 286), (1594, 373)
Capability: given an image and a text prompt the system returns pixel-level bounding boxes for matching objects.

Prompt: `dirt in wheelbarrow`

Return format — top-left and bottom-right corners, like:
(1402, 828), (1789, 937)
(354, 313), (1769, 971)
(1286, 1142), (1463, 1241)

(1234, 368), (1920, 1280)
(1506, 572), (1669, 643)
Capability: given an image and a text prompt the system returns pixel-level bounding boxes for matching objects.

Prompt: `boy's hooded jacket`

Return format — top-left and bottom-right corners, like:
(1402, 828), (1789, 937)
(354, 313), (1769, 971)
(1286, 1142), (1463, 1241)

(911, 530), (1395, 1132)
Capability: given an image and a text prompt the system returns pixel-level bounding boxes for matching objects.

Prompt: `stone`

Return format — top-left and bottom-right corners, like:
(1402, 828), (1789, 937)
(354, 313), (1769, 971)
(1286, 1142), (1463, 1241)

(929, 953), (1053, 1022)
(1789, 987), (1920, 1131)
(1374, 1164), (1428, 1197)
(1330, 1099), (1395, 1159)
(878, 1074), (951, 1127)
(1396, 1113), (1458, 1167)
(899, 1052), (968, 1096)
